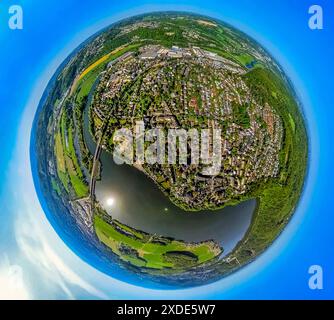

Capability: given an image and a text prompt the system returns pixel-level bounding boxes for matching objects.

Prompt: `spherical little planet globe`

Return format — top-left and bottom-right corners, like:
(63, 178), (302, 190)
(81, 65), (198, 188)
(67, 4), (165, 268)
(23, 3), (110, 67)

(32, 12), (308, 288)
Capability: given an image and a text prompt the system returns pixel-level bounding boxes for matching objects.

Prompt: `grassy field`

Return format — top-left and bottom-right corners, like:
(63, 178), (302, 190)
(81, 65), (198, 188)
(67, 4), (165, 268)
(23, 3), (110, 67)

(94, 214), (222, 270)
(235, 53), (256, 66)
(74, 43), (142, 102)
(78, 45), (128, 81)
(53, 109), (89, 198)
(54, 130), (70, 193)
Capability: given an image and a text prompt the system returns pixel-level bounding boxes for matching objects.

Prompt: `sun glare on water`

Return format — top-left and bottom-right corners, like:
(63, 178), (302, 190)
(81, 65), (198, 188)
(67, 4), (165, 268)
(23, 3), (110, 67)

(106, 198), (115, 207)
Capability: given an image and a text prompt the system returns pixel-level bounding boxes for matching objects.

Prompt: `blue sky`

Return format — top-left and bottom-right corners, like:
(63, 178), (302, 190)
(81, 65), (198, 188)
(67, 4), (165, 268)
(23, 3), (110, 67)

(0, 0), (333, 299)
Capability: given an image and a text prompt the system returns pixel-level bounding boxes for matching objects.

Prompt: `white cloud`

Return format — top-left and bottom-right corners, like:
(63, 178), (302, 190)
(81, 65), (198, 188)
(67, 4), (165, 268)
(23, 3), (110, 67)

(0, 255), (30, 300)
(14, 210), (107, 299)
